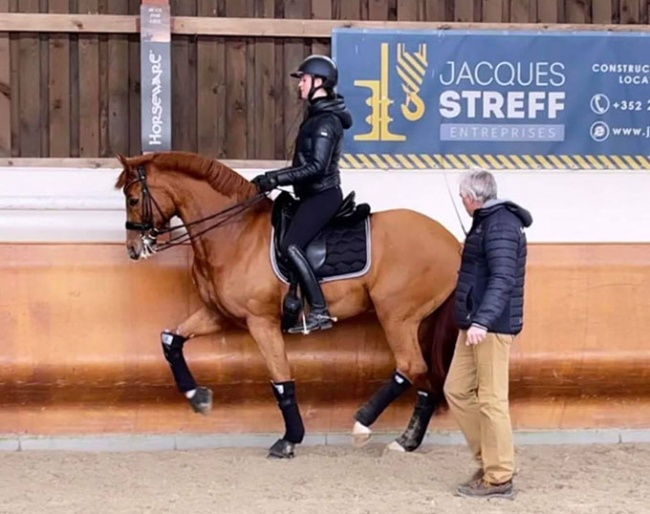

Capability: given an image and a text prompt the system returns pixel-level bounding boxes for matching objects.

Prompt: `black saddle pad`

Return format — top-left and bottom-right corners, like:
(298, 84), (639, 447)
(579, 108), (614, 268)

(270, 191), (372, 283)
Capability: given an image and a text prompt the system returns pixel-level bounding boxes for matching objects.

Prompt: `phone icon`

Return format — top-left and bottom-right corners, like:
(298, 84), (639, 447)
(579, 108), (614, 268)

(590, 94), (610, 115)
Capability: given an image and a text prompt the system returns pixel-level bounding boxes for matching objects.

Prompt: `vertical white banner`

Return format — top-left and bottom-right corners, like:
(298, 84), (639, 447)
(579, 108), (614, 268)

(140, 0), (172, 152)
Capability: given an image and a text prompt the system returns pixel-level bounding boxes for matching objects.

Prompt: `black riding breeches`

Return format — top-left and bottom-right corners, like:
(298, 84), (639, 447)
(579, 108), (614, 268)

(280, 187), (343, 255)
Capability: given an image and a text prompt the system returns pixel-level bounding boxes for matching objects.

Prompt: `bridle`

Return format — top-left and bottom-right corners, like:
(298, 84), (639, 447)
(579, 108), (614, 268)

(123, 165), (267, 256)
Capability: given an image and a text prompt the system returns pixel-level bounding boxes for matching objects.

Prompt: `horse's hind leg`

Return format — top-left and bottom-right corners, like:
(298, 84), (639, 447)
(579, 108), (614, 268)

(389, 292), (458, 452)
(352, 317), (427, 447)
(161, 306), (225, 415)
(247, 316), (305, 460)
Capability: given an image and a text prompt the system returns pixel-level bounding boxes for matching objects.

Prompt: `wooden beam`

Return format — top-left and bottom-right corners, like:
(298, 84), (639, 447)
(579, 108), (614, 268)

(0, 157), (287, 169)
(0, 14), (138, 33)
(0, 13), (649, 35)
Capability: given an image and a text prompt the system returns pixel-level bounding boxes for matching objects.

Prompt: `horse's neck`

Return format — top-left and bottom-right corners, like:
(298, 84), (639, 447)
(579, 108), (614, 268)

(171, 177), (256, 264)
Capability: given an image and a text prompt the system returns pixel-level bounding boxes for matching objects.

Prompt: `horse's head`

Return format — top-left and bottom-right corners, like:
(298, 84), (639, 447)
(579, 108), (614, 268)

(115, 154), (177, 261)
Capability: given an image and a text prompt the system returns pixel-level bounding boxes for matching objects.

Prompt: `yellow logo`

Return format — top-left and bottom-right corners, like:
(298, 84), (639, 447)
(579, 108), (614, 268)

(397, 43), (427, 122)
(354, 43), (404, 142)
(354, 42), (428, 142)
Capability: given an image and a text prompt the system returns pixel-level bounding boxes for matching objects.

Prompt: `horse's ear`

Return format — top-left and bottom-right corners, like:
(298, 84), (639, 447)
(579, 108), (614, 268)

(116, 153), (129, 168)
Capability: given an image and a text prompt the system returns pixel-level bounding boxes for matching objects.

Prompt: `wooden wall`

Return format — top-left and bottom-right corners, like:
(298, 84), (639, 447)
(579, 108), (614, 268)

(0, 0), (648, 160)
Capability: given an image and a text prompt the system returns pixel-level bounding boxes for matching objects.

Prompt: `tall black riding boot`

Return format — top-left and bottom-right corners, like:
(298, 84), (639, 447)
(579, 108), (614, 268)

(285, 244), (335, 334)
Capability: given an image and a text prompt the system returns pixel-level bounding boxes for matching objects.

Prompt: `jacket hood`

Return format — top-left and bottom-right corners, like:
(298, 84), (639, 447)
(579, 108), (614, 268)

(477, 199), (533, 228)
(309, 95), (353, 130)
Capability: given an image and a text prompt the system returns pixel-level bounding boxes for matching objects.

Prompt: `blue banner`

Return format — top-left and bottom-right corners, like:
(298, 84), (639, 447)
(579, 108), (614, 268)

(332, 28), (650, 170)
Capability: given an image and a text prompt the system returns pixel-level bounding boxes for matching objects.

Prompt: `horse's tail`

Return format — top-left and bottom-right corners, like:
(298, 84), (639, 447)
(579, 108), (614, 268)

(418, 289), (459, 404)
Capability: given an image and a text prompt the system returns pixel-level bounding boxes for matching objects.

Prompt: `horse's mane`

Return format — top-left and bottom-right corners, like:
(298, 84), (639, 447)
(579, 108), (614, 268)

(115, 151), (258, 200)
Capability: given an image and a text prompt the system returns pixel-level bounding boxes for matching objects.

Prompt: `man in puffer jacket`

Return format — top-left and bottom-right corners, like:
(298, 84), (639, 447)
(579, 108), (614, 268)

(444, 169), (533, 500)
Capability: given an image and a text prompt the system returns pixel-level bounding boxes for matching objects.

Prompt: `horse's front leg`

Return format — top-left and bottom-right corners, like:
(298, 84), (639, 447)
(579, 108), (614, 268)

(161, 306), (225, 415)
(247, 316), (304, 460)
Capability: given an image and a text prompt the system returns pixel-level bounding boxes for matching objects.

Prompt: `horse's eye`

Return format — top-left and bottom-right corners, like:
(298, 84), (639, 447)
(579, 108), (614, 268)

(128, 197), (139, 207)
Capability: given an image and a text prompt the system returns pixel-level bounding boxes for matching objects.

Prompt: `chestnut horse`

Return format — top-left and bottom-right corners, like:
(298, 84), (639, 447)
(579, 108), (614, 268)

(115, 151), (461, 458)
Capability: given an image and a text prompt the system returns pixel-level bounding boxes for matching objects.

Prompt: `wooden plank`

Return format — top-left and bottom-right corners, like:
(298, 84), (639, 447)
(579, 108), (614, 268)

(311, 0), (332, 55)
(0, 157), (264, 168)
(77, 0), (100, 157)
(566, 0), (589, 22)
(127, 0), (140, 155)
(336, 0), (361, 19)
(510, 0), (537, 22)
(172, 15), (650, 33)
(2, 14), (650, 36)
(196, 0), (225, 157)
(0, 13), (138, 33)
(172, 0), (197, 152)
(17, 0), (41, 157)
(389, 0), (398, 20)
(397, 0), (419, 20)
(245, 0), (256, 159)
(68, 0), (79, 157)
(254, 0), (275, 159)
(592, 0), (615, 23)
(0, 0), (10, 156)
(421, 0), (447, 20)
(282, 0), (308, 163)
(98, 0), (110, 156)
(273, 1), (285, 160)
(9, 1), (19, 156)
(0, 157), (287, 168)
(455, 0), (479, 20)
(48, 0), (71, 157)
(366, 0), (390, 20)
(39, 0), (49, 157)
(482, 0), (504, 22)
(537, 0), (561, 22)
(620, 0), (641, 23)
(224, 0), (248, 158)
(107, 0), (130, 155)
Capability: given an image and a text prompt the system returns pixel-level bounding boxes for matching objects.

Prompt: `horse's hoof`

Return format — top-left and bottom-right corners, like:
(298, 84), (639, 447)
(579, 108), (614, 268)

(386, 440), (407, 452)
(189, 386), (213, 415)
(352, 421), (372, 448)
(267, 438), (295, 459)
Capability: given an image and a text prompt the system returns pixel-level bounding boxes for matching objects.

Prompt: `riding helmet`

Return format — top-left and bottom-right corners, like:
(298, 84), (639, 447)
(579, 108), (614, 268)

(290, 55), (338, 89)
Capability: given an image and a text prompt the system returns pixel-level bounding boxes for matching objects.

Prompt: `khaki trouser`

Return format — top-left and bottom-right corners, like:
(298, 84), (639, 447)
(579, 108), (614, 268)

(443, 329), (515, 484)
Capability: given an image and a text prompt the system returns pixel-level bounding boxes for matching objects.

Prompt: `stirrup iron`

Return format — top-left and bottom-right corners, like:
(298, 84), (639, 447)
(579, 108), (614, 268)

(287, 311), (337, 335)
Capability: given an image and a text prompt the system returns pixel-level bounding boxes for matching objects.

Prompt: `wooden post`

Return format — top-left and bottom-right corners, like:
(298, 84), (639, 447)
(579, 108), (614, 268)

(140, 0), (171, 152)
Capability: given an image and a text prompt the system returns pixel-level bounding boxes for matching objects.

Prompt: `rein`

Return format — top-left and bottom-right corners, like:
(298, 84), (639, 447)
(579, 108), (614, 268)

(124, 165), (267, 254)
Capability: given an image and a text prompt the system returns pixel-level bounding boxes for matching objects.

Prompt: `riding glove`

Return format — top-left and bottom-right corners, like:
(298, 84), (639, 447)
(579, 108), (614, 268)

(251, 173), (277, 193)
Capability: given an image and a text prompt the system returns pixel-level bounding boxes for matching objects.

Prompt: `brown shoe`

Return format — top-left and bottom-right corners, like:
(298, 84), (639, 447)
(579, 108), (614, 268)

(455, 478), (516, 500)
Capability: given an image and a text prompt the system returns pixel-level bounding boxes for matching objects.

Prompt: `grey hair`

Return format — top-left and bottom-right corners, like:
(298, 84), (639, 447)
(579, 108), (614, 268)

(459, 169), (497, 203)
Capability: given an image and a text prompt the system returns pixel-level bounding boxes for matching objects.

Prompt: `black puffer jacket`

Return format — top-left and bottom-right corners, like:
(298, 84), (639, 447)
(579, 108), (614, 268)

(455, 200), (533, 335)
(270, 95), (353, 199)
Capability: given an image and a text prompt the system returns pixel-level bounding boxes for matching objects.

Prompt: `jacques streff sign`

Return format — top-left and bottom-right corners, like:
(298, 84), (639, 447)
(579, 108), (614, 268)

(140, 1), (172, 152)
(332, 28), (650, 170)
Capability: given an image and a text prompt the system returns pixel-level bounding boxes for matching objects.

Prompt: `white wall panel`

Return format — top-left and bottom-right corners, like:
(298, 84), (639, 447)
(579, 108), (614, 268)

(1, 167), (648, 243)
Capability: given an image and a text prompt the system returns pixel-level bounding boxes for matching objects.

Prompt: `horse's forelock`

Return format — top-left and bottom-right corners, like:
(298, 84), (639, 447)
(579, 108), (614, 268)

(114, 167), (131, 190)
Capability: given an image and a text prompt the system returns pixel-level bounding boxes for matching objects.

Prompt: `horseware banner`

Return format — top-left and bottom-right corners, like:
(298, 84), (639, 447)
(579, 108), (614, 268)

(331, 28), (650, 170)
(140, 0), (172, 152)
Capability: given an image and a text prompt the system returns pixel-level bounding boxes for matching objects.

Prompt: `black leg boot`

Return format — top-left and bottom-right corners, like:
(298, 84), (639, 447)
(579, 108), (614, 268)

(285, 244), (336, 334)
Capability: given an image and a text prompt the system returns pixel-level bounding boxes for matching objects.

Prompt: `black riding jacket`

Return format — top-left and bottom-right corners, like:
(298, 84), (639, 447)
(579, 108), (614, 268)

(269, 95), (353, 199)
